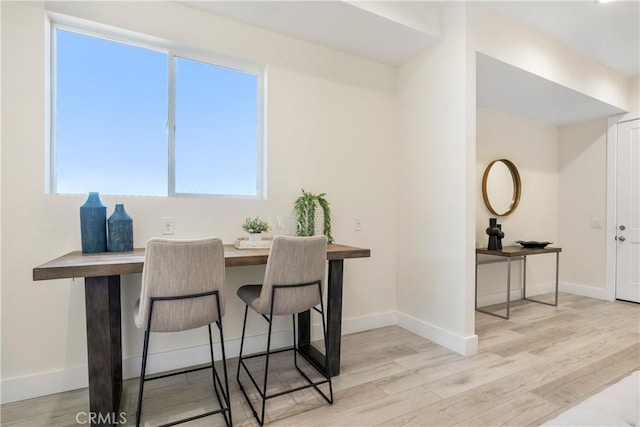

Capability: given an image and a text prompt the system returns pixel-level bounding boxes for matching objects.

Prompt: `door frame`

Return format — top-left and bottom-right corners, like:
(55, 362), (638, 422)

(605, 112), (640, 301)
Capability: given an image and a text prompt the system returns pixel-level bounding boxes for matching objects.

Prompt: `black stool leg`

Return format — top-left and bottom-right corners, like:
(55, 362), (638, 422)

(237, 282), (333, 426)
(208, 323), (232, 427)
(292, 314), (299, 370)
(215, 313), (232, 426)
(318, 294), (333, 404)
(237, 305), (267, 424)
(236, 306), (249, 383)
(136, 329), (151, 427)
(259, 313), (275, 426)
(136, 293), (231, 427)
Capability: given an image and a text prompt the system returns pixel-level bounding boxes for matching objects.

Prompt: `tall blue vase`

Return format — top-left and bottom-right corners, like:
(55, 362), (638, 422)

(80, 192), (107, 253)
(108, 204), (133, 252)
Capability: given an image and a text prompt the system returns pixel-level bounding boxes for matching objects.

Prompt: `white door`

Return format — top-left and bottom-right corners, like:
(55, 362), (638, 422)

(615, 118), (640, 302)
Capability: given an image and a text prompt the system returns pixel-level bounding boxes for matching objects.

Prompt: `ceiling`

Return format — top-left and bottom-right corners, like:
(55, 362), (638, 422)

(488, 1), (639, 78)
(476, 53), (626, 126)
(182, 1), (443, 65)
(182, 1), (639, 126)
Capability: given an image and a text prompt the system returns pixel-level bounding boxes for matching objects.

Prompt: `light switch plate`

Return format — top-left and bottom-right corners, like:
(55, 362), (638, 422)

(162, 217), (175, 235)
(591, 218), (603, 229)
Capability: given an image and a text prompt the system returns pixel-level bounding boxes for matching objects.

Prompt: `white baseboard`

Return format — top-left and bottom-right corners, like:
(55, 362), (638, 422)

(475, 281), (608, 309)
(476, 281), (559, 308)
(0, 365), (89, 407)
(395, 312), (478, 356)
(559, 281), (607, 300)
(311, 311), (397, 338)
(476, 288), (524, 308)
(1, 311), (396, 404)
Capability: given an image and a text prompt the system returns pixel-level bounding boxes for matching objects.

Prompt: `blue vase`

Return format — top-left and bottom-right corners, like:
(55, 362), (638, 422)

(108, 204), (133, 252)
(80, 192), (107, 253)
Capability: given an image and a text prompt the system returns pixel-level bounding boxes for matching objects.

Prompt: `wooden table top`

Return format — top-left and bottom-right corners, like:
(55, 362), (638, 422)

(476, 245), (562, 257)
(33, 243), (371, 281)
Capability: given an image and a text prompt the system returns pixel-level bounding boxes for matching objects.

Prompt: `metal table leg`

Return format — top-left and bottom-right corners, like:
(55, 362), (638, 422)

(522, 255), (527, 299)
(554, 252), (559, 305)
(524, 252), (560, 307)
(475, 255), (512, 320)
(506, 257), (511, 319)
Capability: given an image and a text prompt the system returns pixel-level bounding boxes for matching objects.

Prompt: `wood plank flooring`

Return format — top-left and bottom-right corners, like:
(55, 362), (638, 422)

(2, 293), (638, 426)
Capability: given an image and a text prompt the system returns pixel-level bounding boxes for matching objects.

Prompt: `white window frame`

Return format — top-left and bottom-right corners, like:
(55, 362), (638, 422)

(48, 13), (266, 199)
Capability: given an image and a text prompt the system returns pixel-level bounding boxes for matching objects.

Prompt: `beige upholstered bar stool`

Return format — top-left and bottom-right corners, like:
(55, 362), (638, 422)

(134, 237), (231, 427)
(236, 235), (333, 426)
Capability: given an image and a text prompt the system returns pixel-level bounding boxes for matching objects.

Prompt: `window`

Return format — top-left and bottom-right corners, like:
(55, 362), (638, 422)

(52, 25), (263, 197)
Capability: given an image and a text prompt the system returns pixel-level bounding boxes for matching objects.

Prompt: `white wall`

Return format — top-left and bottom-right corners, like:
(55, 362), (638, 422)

(476, 107), (559, 303)
(396, 2), (477, 355)
(558, 119), (608, 297)
(1, 1), (397, 402)
(630, 76), (640, 113)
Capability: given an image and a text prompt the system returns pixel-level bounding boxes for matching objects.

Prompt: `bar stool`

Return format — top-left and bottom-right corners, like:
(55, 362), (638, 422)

(236, 235), (333, 426)
(134, 237), (231, 427)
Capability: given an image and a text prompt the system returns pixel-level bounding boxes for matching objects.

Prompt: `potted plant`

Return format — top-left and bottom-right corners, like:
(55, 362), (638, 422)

(293, 189), (334, 243)
(242, 216), (270, 241)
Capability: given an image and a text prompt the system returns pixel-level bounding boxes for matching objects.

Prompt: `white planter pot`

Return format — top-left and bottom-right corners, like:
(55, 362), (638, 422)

(314, 206), (324, 236)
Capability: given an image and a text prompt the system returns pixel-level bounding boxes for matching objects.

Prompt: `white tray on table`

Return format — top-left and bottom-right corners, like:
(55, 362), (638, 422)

(234, 237), (273, 249)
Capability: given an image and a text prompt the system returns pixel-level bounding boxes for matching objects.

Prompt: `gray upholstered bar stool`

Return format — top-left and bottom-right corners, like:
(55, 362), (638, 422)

(134, 237), (231, 427)
(236, 235), (333, 426)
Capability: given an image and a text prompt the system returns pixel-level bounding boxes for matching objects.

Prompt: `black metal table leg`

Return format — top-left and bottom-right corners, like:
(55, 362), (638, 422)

(297, 259), (344, 377)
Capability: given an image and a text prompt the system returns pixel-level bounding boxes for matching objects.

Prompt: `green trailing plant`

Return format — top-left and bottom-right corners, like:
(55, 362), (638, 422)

(293, 189), (334, 243)
(242, 216), (270, 234)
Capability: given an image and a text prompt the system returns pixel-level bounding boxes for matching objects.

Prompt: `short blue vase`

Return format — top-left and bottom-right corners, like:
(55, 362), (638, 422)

(80, 192), (107, 253)
(108, 204), (133, 252)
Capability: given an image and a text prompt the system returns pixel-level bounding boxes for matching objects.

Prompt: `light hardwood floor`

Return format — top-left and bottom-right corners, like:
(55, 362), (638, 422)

(2, 293), (639, 426)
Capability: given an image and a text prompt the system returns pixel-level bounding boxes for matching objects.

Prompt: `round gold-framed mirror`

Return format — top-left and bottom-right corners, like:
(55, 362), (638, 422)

(482, 159), (521, 216)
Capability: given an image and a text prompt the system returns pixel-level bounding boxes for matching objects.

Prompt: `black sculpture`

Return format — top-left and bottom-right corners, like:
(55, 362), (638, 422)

(496, 224), (504, 250)
(486, 218), (505, 250)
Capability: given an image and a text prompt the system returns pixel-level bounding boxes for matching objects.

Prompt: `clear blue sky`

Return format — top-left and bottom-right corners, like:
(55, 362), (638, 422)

(55, 29), (258, 196)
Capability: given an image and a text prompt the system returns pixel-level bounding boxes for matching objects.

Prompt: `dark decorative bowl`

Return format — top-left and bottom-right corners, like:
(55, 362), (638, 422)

(516, 240), (552, 249)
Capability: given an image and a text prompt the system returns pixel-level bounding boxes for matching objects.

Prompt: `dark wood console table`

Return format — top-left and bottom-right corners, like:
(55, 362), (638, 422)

(475, 245), (561, 319)
(33, 243), (370, 425)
